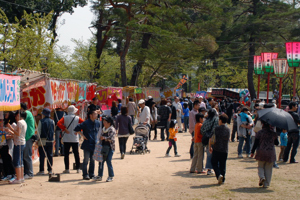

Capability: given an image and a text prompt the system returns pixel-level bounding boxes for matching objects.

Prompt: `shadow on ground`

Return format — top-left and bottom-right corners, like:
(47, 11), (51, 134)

(172, 171), (213, 179)
(190, 184), (219, 189)
(230, 187), (274, 193)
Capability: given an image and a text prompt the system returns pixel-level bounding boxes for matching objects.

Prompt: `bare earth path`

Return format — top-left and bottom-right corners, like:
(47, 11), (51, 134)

(1, 126), (300, 200)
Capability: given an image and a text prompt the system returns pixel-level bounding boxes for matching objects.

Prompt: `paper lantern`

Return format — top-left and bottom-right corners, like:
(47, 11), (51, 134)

(254, 55), (264, 75)
(261, 52), (278, 73)
(273, 59), (289, 78)
(286, 42), (300, 67)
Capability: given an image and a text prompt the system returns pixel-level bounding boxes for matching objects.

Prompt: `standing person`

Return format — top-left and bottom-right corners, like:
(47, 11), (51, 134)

(88, 97), (103, 116)
(57, 105), (84, 173)
(20, 103), (35, 179)
(150, 102), (158, 140)
(94, 116), (116, 182)
(189, 100), (200, 159)
(190, 113), (205, 174)
(283, 102), (300, 163)
(201, 109), (219, 175)
(36, 108), (55, 175)
(226, 99), (233, 125)
(5, 111), (27, 184)
(251, 120), (278, 188)
(111, 101), (119, 119)
(74, 110), (101, 180)
(165, 120), (180, 157)
(209, 114), (230, 184)
(182, 103), (189, 133)
(233, 99), (240, 114)
(173, 97), (183, 133)
(54, 108), (65, 157)
(158, 99), (171, 141)
(279, 129), (288, 161)
(137, 99), (151, 126)
(115, 107), (132, 159)
(127, 98), (137, 125)
(231, 108), (240, 142)
(189, 96), (195, 111)
(117, 99), (122, 113)
(237, 108), (253, 158)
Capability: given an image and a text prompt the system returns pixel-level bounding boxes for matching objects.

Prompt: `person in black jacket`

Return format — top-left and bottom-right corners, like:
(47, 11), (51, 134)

(168, 99), (177, 120)
(283, 102), (300, 163)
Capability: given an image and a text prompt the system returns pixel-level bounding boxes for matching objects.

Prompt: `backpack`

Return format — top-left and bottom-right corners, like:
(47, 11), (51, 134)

(201, 118), (217, 146)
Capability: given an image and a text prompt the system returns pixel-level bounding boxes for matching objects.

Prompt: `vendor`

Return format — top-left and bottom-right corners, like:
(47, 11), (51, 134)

(88, 97), (103, 118)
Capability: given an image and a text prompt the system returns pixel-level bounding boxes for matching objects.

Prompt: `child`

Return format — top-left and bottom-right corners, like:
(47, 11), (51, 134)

(190, 113), (205, 173)
(182, 103), (190, 133)
(279, 129), (288, 161)
(165, 120), (181, 157)
(239, 107), (251, 138)
(209, 113), (230, 185)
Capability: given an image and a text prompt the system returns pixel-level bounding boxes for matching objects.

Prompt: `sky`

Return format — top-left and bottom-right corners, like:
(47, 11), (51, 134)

(56, 2), (94, 53)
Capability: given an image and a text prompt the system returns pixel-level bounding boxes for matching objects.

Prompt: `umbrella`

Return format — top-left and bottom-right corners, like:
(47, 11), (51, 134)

(257, 107), (298, 131)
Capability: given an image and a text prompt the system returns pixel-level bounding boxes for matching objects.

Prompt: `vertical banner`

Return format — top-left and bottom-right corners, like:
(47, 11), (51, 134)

(0, 75), (21, 111)
(66, 81), (78, 102)
(49, 79), (68, 109)
(77, 82), (87, 101)
(86, 83), (97, 101)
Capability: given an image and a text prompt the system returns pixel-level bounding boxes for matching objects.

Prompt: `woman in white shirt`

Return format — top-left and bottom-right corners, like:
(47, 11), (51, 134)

(6, 111), (27, 184)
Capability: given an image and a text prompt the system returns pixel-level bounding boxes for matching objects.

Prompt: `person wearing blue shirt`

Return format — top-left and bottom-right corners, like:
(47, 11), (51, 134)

(279, 129), (288, 161)
(182, 103), (190, 133)
(74, 110), (100, 180)
(117, 99), (122, 113)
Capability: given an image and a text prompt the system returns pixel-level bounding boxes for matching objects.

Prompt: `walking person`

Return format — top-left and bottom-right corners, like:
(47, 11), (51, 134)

(20, 103), (35, 179)
(158, 99), (171, 141)
(93, 116), (116, 182)
(150, 102), (158, 140)
(209, 114), (230, 184)
(5, 111), (27, 184)
(251, 120), (278, 188)
(283, 102), (300, 163)
(57, 105), (84, 173)
(115, 107), (132, 159)
(189, 100), (200, 159)
(36, 108), (55, 175)
(190, 113), (205, 174)
(127, 98), (137, 125)
(165, 120), (180, 157)
(201, 109), (219, 175)
(74, 110), (101, 180)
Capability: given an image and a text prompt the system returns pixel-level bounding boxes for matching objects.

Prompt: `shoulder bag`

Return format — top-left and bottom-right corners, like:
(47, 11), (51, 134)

(61, 116), (76, 144)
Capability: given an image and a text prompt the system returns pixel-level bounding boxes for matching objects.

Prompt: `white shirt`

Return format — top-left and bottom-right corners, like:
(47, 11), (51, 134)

(200, 102), (206, 108)
(139, 106), (151, 125)
(172, 101), (182, 118)
(13, 120), (27, 146)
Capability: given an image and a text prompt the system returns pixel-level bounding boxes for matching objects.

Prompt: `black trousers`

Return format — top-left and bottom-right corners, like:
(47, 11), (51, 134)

(211, 150), (228, 183)
(0, 145), (15, 176)
(39, 143), (53, 172)
(150, 124), (157, 139)
(118, 137), (129, 154)
(283, 133), (299, 163)
(64, 142), (80, 170)
(160, 120), (169, 141)
(231, 122), (238, 141)
(166, 139), (177, 155)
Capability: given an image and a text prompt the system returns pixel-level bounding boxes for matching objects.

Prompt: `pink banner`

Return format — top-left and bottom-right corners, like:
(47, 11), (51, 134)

(0, 75), (21, 111)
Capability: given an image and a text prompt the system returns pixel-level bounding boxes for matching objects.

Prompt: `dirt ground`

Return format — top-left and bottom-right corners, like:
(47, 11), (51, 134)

(1, 124), (300, 200)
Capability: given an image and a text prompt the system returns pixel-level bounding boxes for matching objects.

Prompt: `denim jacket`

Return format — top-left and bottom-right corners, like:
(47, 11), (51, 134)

(74, 119), (100, 151)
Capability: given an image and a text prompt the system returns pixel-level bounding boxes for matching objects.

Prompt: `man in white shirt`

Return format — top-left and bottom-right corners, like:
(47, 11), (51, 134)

(138, 99), (151, 125)
(172, 97), (183, 133)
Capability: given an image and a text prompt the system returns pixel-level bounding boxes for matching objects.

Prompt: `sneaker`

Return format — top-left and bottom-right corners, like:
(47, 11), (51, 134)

(83, 176), (90, 180)
(92, 176), (102, 181)
(36, 171), (45, 175)
(273, 164), (279, 169)
(207, 170), (213, 175)
(9, 179), (21, 184)
(218, 175), (224, 185)
(9, 176), (16, 182)
(121, 153), (125, 159)
(24, 174), (33, 179)
(259, 178), (265, 186)
(106, 177), (113, 182)
(1, 176), (9, 181)
(76, 169), (81, 174)
(165, 154), (171, 157)
(175, 154), (181, 157)
(238, 154), (243, 158)
(63, 169), (70, 173)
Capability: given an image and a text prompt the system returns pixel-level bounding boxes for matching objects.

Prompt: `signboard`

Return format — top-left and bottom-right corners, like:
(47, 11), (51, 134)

(143, 87), (160, 102)
(134, 88), (142, 94)
(0, 74), (21, 111)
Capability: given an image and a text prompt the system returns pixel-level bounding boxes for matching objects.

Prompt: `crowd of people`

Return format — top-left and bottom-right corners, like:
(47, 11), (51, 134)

(0, 95), (299, 188)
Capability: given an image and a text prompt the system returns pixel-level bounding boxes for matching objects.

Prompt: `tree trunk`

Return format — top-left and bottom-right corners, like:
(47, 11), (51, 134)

(247, 34), (256, 99)
(130, 33), (152, 86)
(50, 13), (59, 47)
(119, 29), (132, 86)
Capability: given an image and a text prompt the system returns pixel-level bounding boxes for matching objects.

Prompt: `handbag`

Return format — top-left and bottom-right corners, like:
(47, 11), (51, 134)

(61, 116), (76, 144)
(93, 143), (103, 162)
(101, 145), (110, 157)
(128, 119), (134, 135)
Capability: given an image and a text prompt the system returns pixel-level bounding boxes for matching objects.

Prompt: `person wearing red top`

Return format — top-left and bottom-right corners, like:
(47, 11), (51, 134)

(190, 113), (205, 173)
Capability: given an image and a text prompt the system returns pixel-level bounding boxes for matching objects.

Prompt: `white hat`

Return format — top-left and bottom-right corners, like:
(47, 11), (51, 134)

(147, 96), (153, 100)
(199, 96), (203, 99)
(138, 99), (145, 104)
(68, 105), (78, 114)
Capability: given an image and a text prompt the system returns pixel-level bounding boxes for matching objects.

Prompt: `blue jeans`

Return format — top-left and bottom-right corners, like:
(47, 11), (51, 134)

(55, 130), (63, 155)
(189, 132), (194, 159)
(130, 115), (135, 125)
(238, 134), (251, 155)
(98, 148), (114, 177)
(205, 146), (213, 169)
(23, 139), (33, 176)
(39, 143), (53, 172)
(83, 149), (95, 177)
(184, 116), (189, 132)
(13, 144), (25, 168)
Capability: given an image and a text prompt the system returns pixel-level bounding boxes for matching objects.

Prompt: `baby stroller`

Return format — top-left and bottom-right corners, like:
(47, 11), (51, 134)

(129, 124), (151, 154)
